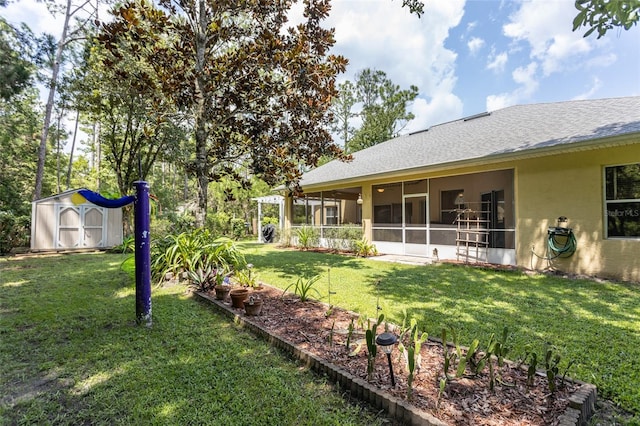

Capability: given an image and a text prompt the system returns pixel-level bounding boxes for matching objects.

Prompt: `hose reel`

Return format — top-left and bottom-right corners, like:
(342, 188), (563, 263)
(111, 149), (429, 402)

(533, 216), (577, 260)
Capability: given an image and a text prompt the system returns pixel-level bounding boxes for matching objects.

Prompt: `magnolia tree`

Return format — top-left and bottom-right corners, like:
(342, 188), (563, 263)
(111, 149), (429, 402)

(98, 0), (350, 225)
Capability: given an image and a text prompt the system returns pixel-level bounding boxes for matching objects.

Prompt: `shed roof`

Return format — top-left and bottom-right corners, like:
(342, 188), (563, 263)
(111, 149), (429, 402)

(32, 188), (87, 204)
(300, 96), (640, 189)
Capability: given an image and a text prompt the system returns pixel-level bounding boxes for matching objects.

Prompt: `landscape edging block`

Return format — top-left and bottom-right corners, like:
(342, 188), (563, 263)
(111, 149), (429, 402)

(194, 291), (595, 426)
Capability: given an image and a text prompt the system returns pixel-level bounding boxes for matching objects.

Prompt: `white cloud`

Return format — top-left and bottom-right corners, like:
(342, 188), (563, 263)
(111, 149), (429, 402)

(3, 0), (60, 36)
(502, 0), (593, 76)
(406, 94), (463, 133)
(467, 37), (485, 55)
(572, 77), (603, 100)
(327, 0), (465, 126)
(487, 50), (508, 73)
(486, 62), (538, 111)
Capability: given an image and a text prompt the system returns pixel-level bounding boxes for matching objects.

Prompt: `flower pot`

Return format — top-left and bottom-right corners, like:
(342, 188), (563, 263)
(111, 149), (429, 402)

(229, 288), (249, 308)
(214, 285), (231, 301)
(244, 297), (263, 316)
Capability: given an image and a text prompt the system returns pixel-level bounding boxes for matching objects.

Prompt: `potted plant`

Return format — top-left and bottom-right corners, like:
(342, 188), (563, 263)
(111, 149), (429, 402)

(229, 287), (249, 308)
(213, 267), (232, 301)
(244, 295), (263, 316)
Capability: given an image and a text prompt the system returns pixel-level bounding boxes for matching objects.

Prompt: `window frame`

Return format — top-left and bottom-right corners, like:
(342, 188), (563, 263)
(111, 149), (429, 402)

(604, 162), (640, 239)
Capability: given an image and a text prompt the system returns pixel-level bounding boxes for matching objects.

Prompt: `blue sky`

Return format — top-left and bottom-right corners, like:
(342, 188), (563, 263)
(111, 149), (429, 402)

(321, 0), (640, 133)
(5, 0), (640, 136)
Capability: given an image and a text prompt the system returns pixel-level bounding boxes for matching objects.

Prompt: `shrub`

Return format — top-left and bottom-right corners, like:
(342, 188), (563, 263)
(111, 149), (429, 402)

(150, 229), (246, 284)
(230, 218), (246, 240)
(207, 211), (231, 236)
(295, 226), (319, 250)
(110, 235), (135, 253)
(353, 237), (378, 257)
(262, 216), (279, 225)
(0, 212), (30, 254)
(323, 226), (361, 251)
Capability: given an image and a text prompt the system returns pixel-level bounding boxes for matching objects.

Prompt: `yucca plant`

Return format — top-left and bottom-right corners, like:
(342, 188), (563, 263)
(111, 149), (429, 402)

(295, 226), (319, 250)
(282, 275), (321, 302)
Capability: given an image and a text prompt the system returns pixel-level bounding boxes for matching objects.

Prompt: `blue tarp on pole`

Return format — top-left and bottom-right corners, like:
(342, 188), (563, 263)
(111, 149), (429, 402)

(78, 189), (136, 208)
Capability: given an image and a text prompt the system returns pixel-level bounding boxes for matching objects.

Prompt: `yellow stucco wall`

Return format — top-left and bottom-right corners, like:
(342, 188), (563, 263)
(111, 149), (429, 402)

(516, 144), (640, 282)
(293, 141), (639, 282)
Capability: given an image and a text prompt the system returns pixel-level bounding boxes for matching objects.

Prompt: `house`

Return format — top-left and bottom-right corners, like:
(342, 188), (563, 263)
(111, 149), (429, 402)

(31, 188), (125, 251)
(282, 96), (640, 282)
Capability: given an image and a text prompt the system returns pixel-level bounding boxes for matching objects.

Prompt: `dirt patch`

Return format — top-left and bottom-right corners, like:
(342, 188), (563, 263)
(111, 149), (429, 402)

(207, 284), (585, 426)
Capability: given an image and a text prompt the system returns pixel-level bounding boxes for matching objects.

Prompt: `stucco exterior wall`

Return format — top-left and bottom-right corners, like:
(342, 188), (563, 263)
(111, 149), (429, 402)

(516, 144), (640, 282)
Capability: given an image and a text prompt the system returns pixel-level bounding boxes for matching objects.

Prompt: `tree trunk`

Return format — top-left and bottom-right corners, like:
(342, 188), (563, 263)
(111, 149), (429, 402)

(193, 0), (209, 227)
(34, 0), (73, 200)
(66, 109), (80, 189)
(56, 111), (62, 193)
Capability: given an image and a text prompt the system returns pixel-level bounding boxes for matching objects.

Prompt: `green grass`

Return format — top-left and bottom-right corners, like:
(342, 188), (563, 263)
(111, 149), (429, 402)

(241, 242), (640, 417)
(0, 253), (384, 426)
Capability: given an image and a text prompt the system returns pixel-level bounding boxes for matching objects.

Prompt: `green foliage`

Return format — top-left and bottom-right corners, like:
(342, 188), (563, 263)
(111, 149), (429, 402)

(97, 1), (349, 225)
(0, 89), (41, 218)
(186, 264), (216, 292)
(234, 264), (258, 288)
(573, 0), (640, 38)
(337, 68), (419, 153)
(206, 210), (232, 236)
(110, 234), (135, 254)
(406, 319), (428, 400)
(231, 218), (246, 240)
(0, 18), (34, 101)
(323, 226), (362, 251)
(441, 328), (459, 381)
(282, 275), (321, 302)
(526, 350), (538, 388)
(261, 216), (279, 225)
(295, 226), (320, 250)
(353, 237), (378, 257)
(365, 314), (384, 382)
(346, 318), (355, 351)
(0, 211), (29, 254)
(150, 229), (246, 284)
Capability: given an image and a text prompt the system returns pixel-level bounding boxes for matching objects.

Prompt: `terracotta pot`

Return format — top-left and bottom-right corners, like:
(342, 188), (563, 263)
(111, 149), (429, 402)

(229, 288), (249, 308)
(214, 285), (231, 301)
(244, 297), (263, 316)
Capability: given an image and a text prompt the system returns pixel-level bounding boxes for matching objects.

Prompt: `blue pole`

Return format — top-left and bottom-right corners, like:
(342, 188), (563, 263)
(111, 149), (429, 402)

(134, 181), (152, 327)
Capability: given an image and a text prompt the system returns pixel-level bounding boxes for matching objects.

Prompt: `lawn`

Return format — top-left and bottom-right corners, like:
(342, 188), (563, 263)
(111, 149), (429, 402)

(240, 242), (640, 419)
(0, 253), (384, 425)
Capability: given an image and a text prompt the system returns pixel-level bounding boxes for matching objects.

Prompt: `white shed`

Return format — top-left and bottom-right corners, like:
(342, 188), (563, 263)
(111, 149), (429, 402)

(30, 188), (124, 251)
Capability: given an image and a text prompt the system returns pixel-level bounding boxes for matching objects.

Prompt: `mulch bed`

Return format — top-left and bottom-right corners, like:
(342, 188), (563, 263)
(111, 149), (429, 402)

(207, 284), (580, 426)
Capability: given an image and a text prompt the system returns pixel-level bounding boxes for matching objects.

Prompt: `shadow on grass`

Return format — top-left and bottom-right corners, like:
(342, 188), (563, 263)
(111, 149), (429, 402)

(0, 253), (384, 426)
(242, 246), (640, 416)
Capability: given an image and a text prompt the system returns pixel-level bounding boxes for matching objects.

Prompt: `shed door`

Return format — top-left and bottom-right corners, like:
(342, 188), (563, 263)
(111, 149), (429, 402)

(56, 205), (105, 248)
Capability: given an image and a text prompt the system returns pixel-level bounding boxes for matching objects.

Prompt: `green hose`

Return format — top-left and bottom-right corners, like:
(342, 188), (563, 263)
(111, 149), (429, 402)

(547, 229), (576, 258)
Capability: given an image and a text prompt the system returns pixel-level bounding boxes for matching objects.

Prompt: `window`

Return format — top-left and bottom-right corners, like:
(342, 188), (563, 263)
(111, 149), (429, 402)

(325, 206), (338, 225)
(440, 189), (463, 224)
(605, 163), (640, 238)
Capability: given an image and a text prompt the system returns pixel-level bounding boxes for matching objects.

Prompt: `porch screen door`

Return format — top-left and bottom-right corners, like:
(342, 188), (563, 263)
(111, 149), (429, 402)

(403, 194), (428, 256)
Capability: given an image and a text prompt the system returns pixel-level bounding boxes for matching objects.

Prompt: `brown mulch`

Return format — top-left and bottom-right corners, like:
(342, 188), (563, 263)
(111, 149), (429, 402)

(208, 284), (579, 426)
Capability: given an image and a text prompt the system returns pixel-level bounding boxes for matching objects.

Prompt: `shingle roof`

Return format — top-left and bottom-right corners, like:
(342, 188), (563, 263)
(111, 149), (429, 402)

(300, 96), (640, 188)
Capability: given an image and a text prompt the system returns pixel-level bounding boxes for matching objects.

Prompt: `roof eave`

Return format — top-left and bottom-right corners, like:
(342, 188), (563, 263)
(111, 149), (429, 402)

(300, 132), (640, 191)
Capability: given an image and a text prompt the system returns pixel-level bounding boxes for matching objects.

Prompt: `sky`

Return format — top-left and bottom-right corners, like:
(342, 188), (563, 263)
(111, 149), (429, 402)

(4, 0), (640, 136)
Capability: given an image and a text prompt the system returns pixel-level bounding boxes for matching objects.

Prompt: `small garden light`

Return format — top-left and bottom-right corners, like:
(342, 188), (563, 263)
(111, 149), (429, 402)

(375, 332), (398, 386)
